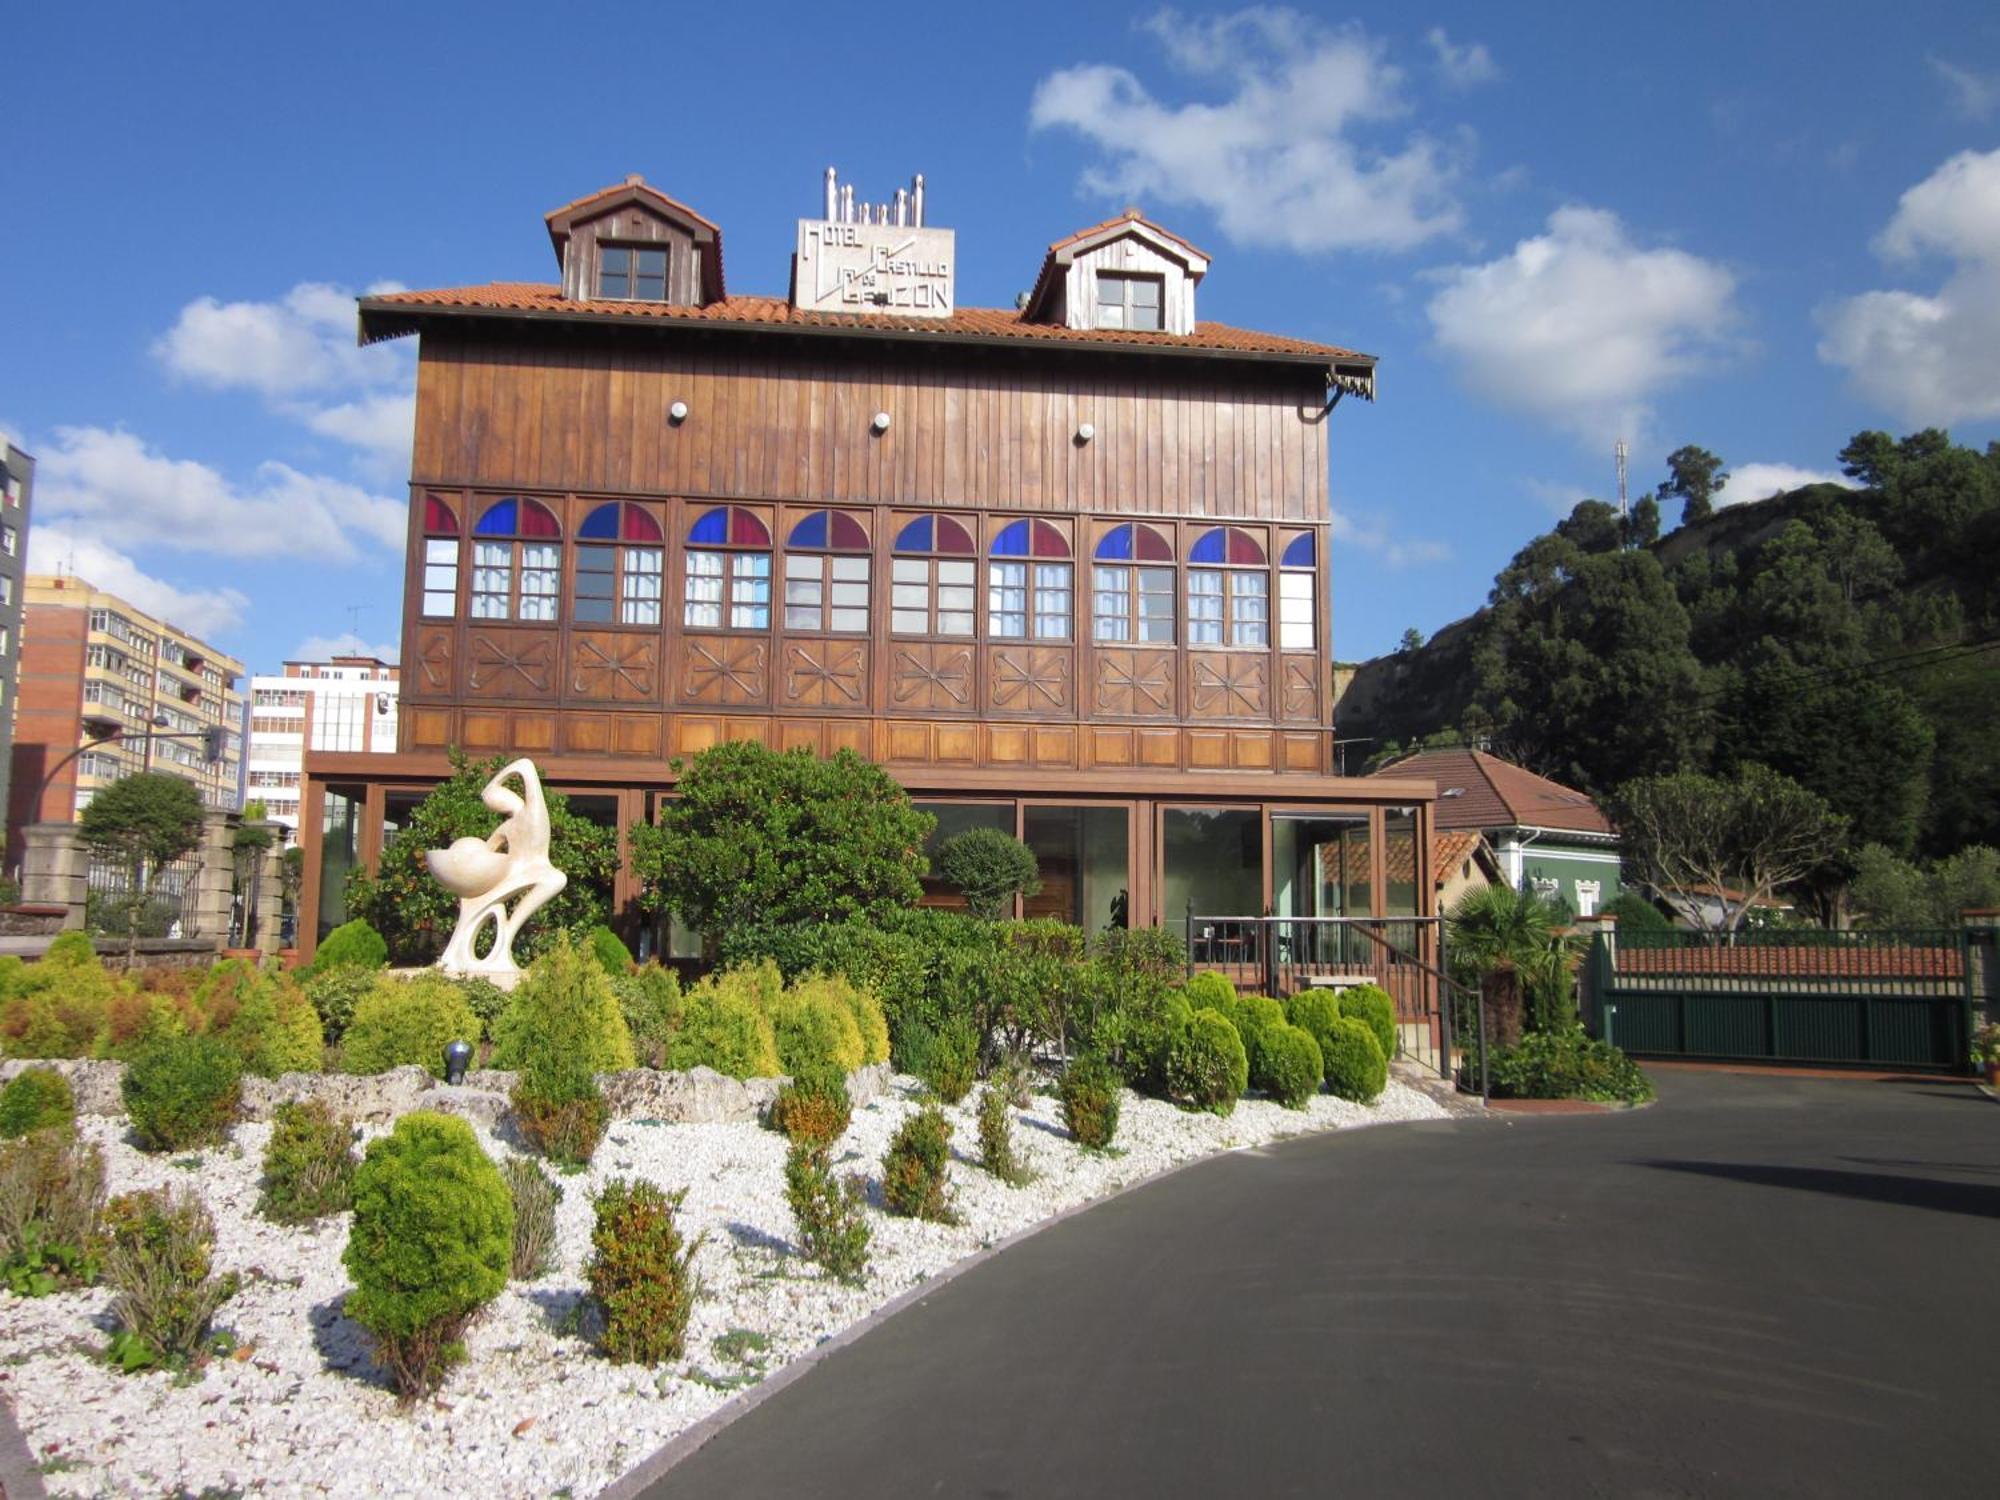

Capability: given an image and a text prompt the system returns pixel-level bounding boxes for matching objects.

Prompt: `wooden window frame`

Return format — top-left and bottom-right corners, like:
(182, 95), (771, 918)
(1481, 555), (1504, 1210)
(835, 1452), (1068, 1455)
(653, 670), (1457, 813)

(1097, 271), (1165, 332)
(890, 554), (978, 638)
(1091, 561), (1176, 644)
(1187, 566), (1269, 649)
(574, 540), (665, 628)
(597, 243), (669, 302)
(683, 548), (772, 632)
(470, 537), (562, 623)
(783, 551), (872, 635)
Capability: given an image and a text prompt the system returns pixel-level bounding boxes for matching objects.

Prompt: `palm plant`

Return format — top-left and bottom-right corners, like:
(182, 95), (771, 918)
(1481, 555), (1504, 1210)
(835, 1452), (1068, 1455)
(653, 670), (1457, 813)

(1445, 884), (1580, 1039)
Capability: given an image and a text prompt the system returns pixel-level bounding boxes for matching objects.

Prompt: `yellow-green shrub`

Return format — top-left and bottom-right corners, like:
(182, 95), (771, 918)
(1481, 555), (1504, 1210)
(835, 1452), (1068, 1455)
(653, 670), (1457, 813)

(490, 933), (635, 1075)
(792, 972), (889, 1066)
(766, 986), (865, 1076)
(194, 961), (322, 1077)
(343, 975), (482, 1078)
(96, 991), (187, 1060)
(666, 966), (780, 1078)
(0, 936), (125, 1059)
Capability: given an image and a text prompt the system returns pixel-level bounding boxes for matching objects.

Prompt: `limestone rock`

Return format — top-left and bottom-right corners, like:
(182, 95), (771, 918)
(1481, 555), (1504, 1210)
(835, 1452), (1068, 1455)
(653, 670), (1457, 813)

(0, 1057), (125, 1114)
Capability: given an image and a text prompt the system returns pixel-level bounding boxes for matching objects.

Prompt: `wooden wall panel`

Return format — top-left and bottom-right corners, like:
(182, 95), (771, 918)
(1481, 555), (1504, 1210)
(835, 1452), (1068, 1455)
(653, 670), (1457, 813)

(412, 335), (1328, 521)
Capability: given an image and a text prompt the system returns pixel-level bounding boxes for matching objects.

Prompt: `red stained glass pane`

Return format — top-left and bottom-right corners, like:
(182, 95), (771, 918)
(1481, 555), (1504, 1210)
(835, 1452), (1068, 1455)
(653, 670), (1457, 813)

(623, 505), (664, 543)
(518, 500), (562, 538)
(1031, 520), (1071, 558)
(1135, 524), (1173, 561)
(728, 508), (771, 546)
(829, 511), (871, 550)
(423, 495), (459, 536)
(1226, 528), (1266, 565)
(935, 516), (975, 555)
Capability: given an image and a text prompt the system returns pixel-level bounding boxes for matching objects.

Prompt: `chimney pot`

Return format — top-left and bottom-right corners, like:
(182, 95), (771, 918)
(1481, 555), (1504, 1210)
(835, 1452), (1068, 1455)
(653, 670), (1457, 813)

(626, 174), (644, 186)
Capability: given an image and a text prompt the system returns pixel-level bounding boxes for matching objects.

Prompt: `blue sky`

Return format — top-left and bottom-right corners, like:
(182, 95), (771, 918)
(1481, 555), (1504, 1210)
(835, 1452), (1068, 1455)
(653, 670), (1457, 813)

(4, 1), (1999, 667)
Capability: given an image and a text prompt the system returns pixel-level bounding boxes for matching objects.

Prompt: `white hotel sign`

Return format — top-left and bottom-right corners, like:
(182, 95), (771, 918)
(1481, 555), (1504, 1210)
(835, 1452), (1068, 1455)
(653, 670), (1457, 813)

(794, 220), (955, 318)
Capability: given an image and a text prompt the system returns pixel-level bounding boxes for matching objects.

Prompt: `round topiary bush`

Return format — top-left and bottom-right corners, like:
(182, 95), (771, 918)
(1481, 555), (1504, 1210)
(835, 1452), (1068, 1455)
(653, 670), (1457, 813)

(343, 1112), (513, 1403)
(342, 975), (483, 1078)
(1058, 1052), (1120, 1149)
(1285, 989), (1342, 1053)
(0, 1066), (76, 1138)
(308, 919), (388, 975)
(1258, 1023), (1324, 1110)
(1125, 989), (1193, 1097)
(587, 924), (635, 978)
(790, 972), (889, 1067)
(1235, 995), (1287, 1086)
(489, 933), (635, 1076)
(1338, 984), (1398, 1064)
(766, 987), (865, 1077)
(1320, 1016), (1388, 1103)
(1166, 1007), (1250, 1116)
(767, 1066), (851, 1149)
(122, 1034), (243, 1151)
(665, 970), (780, 1079)
(1182, 971), (1238, 1015)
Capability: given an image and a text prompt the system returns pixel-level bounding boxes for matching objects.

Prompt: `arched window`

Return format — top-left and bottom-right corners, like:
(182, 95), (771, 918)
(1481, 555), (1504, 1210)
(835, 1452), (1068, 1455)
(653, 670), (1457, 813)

(421, 495), (460, 618)
(684, 506), (771, 630)
(989, 519), (1072, 640)
(891, 513), (977, 636)
(1092, 523), (1175, 643)
(1187, 527), (1267, 647)
(471, 497), (562, 622)
(1278, 532), (1316, 650)
(574, 502), (665, 626)
(784, 510), (871, 633)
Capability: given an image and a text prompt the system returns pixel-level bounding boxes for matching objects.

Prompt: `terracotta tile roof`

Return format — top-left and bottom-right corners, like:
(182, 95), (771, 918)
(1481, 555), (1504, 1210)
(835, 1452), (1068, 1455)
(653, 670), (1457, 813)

(545, 177), (720, 235)
(1044, 211), (1211, 265)
(1616, 944), (1964, 981)
(357, 284), (1372, 364)
(1369, 748), (1614, 837)
(1326, 827), (1493, 890)
(1432, 829), (1488, 885)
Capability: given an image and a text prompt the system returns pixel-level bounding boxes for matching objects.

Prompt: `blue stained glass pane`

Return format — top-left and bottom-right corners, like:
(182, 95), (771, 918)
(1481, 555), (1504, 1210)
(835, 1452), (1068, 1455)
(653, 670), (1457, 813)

(1282, 533), (1315, 568)
(688, 507), (729, 544)
(474, 499), (517, 536)
(895, 515), (934, 553)
(578, 504), (620, 540)
(789, 511), (829, 550)
(1095, 525), (1133, 560)
(1189, 528), (1226, 563)
(991, 520), (1030, 557)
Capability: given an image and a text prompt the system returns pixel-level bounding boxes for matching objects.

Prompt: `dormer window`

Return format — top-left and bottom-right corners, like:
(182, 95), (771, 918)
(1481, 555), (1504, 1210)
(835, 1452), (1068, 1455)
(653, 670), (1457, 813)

(599, 245), (668, 301)
(1097, 272), (1163, 332)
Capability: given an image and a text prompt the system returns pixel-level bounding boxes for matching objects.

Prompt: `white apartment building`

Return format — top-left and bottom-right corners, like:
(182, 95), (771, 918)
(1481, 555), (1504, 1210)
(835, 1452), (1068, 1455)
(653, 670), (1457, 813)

(245, 656), (399, 831)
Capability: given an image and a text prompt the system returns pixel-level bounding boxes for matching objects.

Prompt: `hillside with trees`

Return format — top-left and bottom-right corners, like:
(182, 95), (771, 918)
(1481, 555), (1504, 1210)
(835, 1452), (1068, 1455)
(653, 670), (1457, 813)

(1338, 430), (2000, 904)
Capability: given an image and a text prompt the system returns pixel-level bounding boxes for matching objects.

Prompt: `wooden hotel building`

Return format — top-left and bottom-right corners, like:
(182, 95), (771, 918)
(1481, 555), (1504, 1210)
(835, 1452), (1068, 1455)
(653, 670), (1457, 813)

(300, 172), (1437, 972)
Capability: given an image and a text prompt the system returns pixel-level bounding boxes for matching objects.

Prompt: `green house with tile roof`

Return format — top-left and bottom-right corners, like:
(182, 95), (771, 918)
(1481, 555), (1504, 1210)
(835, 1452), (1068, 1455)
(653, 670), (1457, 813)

(1368, 748), (1621, 917)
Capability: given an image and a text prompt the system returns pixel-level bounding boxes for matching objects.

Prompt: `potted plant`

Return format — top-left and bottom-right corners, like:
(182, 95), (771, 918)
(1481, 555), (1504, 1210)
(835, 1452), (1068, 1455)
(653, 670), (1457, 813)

(1972, 1022), (2000, 1087)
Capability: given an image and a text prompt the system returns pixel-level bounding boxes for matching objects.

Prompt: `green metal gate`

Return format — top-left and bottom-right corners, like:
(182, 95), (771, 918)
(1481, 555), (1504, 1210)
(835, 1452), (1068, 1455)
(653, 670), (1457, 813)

(1580, 929), (1977, 1073)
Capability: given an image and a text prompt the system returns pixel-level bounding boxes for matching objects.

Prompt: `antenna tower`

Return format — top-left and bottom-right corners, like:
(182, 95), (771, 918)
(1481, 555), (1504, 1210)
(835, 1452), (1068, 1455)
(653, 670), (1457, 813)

(1615, 439), (1629, 519)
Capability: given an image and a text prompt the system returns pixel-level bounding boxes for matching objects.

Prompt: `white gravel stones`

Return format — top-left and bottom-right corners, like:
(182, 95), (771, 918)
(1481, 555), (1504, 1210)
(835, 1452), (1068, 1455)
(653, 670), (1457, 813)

(0, 1072), (1447, 1498)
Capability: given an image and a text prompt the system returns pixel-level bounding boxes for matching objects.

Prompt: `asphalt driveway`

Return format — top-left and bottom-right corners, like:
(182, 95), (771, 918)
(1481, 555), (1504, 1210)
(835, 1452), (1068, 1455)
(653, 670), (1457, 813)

(630, 1070), (2000, 1498)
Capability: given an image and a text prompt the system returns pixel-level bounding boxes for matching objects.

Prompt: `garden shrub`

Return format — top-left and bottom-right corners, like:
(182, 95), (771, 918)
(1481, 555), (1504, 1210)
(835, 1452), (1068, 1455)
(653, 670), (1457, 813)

(1058, 1053), (1120, 1149)
(301, 965), (375, 1045)
(258, 1100), (356, 1223)
(501, 1155), (563, 1280)
(790, 971), (889, 1068)
(1166, 1008), (1249, 1116)
(587, 924), (634, 977)
(767, 1066), (850, 1149)
(915, 1017), (978, 1105)
(0, 935), (124, 1060)
(195, 961), (323, 1077)
(1182, 971), (1238, 1015)
(453, 977), (510, 1043)
(0, 1067), (76, 1139)
(882, 1104), (956, 1222)
(97, 990), (187, 1060)
(1121, 989), (1193, 1097)
(1285, 989), (1341, 1050)
(343, 1112), (513, 1403)
(766, 984), (865, 1077)
(784, 1143), (870, 1282)
(101, 1187), (240, 1373)
(1339, 984), (1398, 1063)
(490, 933), (636, 1076)
(977, 1084), (1031, 1186)
(611, 963), (682, 1067)
(1488, 1026), (1654, 1105)
(511, 1063), (609, 1169)
(1234, 995), (1287, 1084)
(122, 1034), (243, 1151)
(934, 826), (1041, 919)
(307, 919), (388, 975)
(666, 965), (782, 1078)
(586, 1178), (702, 1364)
(342, 974), (482, 1078)
(988, 1052), (1033, 1108)
(1320, 1017), (1388, 1104)
(1258, 1024), (1324, 1110)
(1080, 926), (1185, 1067)
(975, 920), (1085, 1068)
(0, 1128), (105, 1295)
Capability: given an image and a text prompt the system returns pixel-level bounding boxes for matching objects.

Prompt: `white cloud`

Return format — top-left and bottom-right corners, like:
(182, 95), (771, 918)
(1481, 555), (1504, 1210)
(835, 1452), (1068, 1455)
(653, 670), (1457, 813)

(304, 392), (417, 477)
(37, 426), (406, 562)
(1714, 462), (1856, 509)
(1818, 147), (2000, 425)
(1029, 9), (1466, 254)
(1930, 58), (2000, 121)
(291, 633), (402, 665)
(1425, 205), (1739, 443)
(26, 526), (249, 637)
(1331, 506), (1449, 567)
(1426, 27), (1496, 88)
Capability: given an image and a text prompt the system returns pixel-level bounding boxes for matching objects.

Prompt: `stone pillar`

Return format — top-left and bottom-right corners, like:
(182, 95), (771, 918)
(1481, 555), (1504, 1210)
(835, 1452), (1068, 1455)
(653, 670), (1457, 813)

(19, 823), (87, 931)
(194, 809), (239, 944)
(1964, 909), (1999, 1019)
(253, 827), (289, 956)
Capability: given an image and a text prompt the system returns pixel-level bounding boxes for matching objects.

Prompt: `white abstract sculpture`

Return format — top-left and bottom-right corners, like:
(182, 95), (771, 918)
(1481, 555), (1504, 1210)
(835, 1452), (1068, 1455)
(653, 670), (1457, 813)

(426, 758), (567, 980)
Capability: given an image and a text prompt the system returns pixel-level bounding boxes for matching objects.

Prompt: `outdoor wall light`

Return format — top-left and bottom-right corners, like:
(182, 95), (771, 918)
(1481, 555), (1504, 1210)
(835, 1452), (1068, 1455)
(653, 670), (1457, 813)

(443, 1039), (472, 1085)
(1076, 422), (1096, 444)
(668, 400), (689, 424)
(871, 411), (892, 434)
